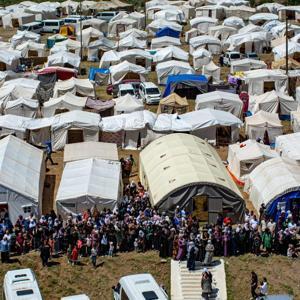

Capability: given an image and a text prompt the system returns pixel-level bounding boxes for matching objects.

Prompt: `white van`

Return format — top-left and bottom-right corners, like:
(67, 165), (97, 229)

(20, 22), (43, 34)
(223, 51), (241, 66)
(42, 19), (64, 33)
(2, 268), (43, 300)
(61, 295), (90, 300)
(113, 273), (168, 300)
(117, 83), (136, 97)
(139, 82), (161, 104)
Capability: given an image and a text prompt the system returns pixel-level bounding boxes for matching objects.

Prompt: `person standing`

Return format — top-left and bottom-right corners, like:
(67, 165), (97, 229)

(257, 277), (268, 298)
(201, 269), (212, 300)
(90, 246), (97, 268)
(250, 271), (258, 300)
(40, 240), (51, 267)
(0, 236), (9, 263)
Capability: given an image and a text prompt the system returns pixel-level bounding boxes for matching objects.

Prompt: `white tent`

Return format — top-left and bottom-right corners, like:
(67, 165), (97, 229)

(114, 94), (144, 115)
(77, 27), (104, 47)
(151, 36), (181, 49)
(147, 19), (182, 35)
(64, 141), (118, 163)
(56, 158), (122, 218)
(3, 97), (39, 118)
(154, 7), (185, 23)
(128, 11), (146, 29)
(195, 91), (243, 117)
(257, 3), (284, 14)
(153, 46), (189, 63)
(118, 35), (146, 50)
(275, 132), (300, 163)
(61, 0), (79, 14)
(156, 60), (195, 85)
(192, 48), (211, 70)
(202, 61), (220, 82)
(50, 39), (81, 56)
(0, 49), (21, 71)
(51, 110), (101, 151)
(53, 78), (94, 98)
(16, 41), (46, 58)
(230, 58), (267, 73)
(119, 28), (148, 40)
(47, 51), (81, 69)
(25, 3), (58, 19)
(249, 13), (279, 24)
(249, 90), (297, 115)
(108, 18), (138, 37)
(2, 12), (35, 29)
(81, 18), (107, 33)
(291, 111), (300, 132)
(195, 5), (226, 19)
(244, 157), (300, 212)
(0, 135), (45, 223)
(10, 30), (40, 48)
(223, 16), (245, 29)
(99, 50), (120, 69)
(272, 41), (300, 61)
(0, 78), (39, 104)
(190, 16), (218, 34)
(227, 139), (278, 182)
(87, 38), (116, 61)
(245, 110), (283, 143)
(43, 92), (87, 117)
(189, 35), (222, 54)
(224, 31), (271, 54)
(243, 69), (288, 95)
(208, 25), (237, 41)
(0, 114), (30, 139)
(118, 49), (152, 70)
(109, 61), (148, 84)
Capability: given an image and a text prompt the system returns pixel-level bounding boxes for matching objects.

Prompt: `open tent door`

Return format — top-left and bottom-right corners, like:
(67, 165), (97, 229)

(192, 195), (208, 221)
(0, 202), (8, 219)
(208, 197), (223, 224)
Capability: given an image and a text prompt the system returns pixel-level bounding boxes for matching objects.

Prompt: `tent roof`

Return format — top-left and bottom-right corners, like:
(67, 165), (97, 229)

(245, 110), (283, 128)
(140, 133), (242, 206)
(56, 158), (121, 201)
(114, 94), (144, 113)
(245, 157), (300, 210)
(196, 91), (241, 105)
(64, 141), (118, 163)
(275, 132), (300, 161)
(0, 135), (43, 201)
(159, 93), (188, 106)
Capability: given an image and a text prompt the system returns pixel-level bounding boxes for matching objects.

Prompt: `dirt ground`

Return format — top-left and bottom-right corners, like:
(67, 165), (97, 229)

(0, 251), (170, 300)
(225, 254), (300, 300)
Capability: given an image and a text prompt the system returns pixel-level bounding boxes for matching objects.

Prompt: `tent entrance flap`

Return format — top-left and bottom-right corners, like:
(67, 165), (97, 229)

(192, 195), (208, 221)
(67, 129), (84, 144)
(208, 197), (223, 224)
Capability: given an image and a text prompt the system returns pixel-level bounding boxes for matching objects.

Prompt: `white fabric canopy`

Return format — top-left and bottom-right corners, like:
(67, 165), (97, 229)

(56, 158), (121, 218)
(202, 61), (220, 82)
(189, 35), (221, 54)
(244, 157), (300, 211)
(43, 92), (87, 117)
(227, 139), (278, 181)
(195, 91), (243, 117)
(249, 90), (297, 115)
(245, 110), (283, 143)
(4, 97), (38, 118)
(0, 135), (44, 223)
(156, 60), (195, 85)
(114, 94), (144, 115)
(47, 51), (81, 69)
(275, 132), (300, 163)
(272, 41), (300, 61)
(53, 78), (94, 98)
(153, 46), (189, 62)
(230, 58), (267, 73)
(151, 36), (181, 49)
(109, 61), (148, 84)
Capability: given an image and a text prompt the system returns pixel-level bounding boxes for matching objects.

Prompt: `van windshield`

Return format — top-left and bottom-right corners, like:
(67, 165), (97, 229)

(142, 291), (159, 300)
(230, 53), (240, 59)
(16, 289), (34, 296)
(120, 90), (135, 96)
(146, 88), (160, 95)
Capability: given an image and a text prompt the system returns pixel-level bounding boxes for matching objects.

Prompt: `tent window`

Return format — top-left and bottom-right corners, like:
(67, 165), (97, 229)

(244, 162), (253, 170)
(22, 205), (32, 214)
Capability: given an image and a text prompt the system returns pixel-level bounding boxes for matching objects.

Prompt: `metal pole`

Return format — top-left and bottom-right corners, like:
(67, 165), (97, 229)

(285, 15), (288, 76)
(79, 0), (83, 61)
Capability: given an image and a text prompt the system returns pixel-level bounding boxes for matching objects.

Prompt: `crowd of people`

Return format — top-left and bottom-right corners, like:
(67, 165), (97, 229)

(0, 181), (299, 268)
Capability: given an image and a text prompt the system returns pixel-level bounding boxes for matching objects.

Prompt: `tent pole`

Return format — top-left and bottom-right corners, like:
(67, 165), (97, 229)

(285, 13), (289, 94)
(80, 0), (83, 62)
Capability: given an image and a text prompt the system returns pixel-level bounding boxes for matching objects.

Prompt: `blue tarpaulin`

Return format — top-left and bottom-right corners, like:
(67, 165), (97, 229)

(266, 190), (300, 220)
(88, 67), (109, 81)
(163, 74), (208, 97)
(155, 27), (180, 38)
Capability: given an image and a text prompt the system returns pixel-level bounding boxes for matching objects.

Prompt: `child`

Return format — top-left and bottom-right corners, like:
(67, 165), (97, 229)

(90, 246), (97, 268)
(134, 238), (139, 252)
(108, 241), (114, 257)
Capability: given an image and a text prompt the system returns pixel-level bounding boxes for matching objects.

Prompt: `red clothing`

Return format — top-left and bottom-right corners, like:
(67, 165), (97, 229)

(71, 247), (78, 261)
